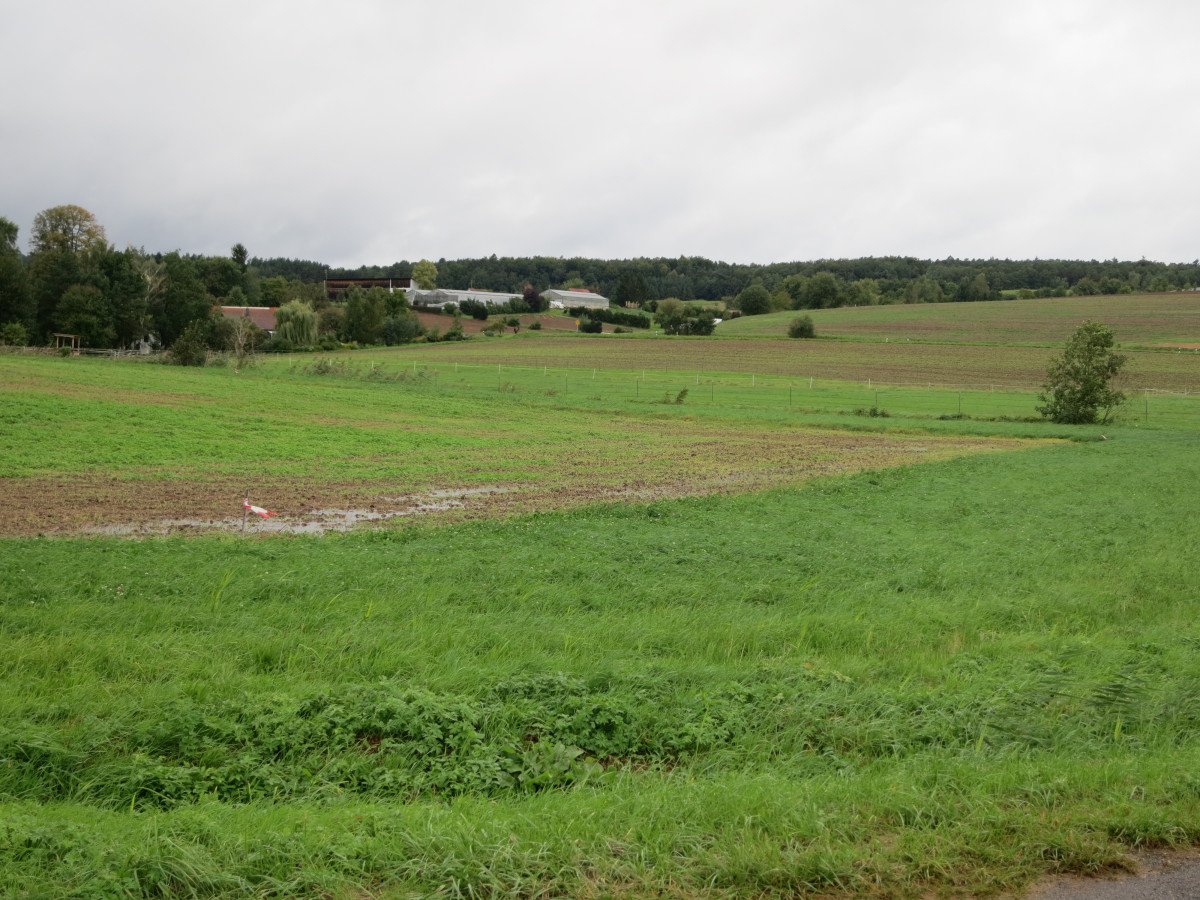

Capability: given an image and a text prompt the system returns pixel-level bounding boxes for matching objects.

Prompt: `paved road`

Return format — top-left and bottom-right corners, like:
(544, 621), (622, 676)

(1024, 849), (1200, 900)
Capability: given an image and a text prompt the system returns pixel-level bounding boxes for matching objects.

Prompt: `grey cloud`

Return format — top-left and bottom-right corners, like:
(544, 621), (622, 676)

(3, 0), (1199, 266)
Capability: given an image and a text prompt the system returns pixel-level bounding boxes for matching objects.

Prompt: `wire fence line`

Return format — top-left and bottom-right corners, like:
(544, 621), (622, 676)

(407, 356), (1200, 398)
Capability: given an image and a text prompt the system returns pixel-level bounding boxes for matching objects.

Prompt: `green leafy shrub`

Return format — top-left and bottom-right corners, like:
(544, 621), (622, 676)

(459, 299), (489, 320)
(788, 315), (816, 338)
(567, 307), (650, 328)
(0, 322), (28, 346)
(262, 335), (295, 353)
(168, 319), (211, 366)
(381, 313), (423, 345)
(442, 313), (466, 341)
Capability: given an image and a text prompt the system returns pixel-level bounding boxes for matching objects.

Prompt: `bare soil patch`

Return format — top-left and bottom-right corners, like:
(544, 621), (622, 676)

(0, 429), (1029, 537)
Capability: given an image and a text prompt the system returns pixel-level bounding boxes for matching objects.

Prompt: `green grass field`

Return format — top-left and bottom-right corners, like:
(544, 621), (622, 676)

(716, 291), (1200, 347)
(3, 293), (1200, 898)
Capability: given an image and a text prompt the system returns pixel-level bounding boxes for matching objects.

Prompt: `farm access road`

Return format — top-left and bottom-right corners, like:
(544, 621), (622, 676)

(1012, 848), (1200, 900)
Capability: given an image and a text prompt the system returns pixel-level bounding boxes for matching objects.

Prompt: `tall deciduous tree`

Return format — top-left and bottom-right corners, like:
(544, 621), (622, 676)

(411, 259), (438, 289)
(340, 287), (387, 344)
(30, 205), (106, 254)
(150, 253), (211, 346)
(198, 256), (243, 300)
(29, 248), (83, 339)
(735, 283), (771, 316)
(843, 278), (879, 306)
(54, 284), (115, 348)
(1037, 321), (1127, 424)
(653, 297), (687, 332)
(801, 272), (842, 309)
(965, 272), (992, 302)
(905, 275), (944, 304)
(275, 300), (317, 347)
(88, 245), (149, 348)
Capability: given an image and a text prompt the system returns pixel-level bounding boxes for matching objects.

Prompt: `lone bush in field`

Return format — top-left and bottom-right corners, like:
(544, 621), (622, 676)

(169, 319), (210, 366)
(1037, 320), (1127, 424)
(788, 315), (815, 339)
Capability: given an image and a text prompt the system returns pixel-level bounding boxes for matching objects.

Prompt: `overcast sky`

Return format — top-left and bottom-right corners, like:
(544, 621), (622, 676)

(3, 0), (1198, 267)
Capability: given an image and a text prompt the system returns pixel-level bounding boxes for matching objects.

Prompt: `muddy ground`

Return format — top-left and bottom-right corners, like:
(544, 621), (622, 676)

(0, 431), (1027, 537)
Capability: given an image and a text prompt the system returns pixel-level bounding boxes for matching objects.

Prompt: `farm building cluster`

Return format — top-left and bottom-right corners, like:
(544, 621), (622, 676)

(220, 281), (610, 334)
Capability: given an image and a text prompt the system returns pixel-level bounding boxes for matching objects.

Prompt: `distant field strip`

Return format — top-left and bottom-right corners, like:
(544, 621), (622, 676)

(278, 344), (1200, 429)
(395, 336), (1200, 392)
(717, 292), (1200, 345)
(286, 356), (1200, 428)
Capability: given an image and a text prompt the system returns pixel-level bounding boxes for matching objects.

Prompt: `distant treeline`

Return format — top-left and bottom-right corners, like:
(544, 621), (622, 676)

(5, 203), (1200, 352)
(254, 254), (1200, 305)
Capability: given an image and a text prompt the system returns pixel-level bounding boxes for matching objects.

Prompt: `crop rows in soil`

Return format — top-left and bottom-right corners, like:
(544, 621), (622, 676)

(403, 338), (1200, 392)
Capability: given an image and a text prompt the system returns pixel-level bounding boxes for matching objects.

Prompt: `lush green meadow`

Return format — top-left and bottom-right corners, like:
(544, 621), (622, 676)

(3, 298), (1200, 898)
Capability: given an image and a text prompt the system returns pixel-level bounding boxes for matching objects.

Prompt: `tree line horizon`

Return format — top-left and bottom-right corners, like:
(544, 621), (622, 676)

(259, 251), (1200, 305)
(2, 204), (1199, 351)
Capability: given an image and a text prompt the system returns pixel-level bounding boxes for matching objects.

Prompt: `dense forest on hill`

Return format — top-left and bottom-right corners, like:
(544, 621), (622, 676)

(254, 253), (1200, 304)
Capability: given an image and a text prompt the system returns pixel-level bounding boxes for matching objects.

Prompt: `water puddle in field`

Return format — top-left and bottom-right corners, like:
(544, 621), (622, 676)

(83, 486), (517, 536)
